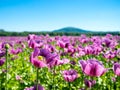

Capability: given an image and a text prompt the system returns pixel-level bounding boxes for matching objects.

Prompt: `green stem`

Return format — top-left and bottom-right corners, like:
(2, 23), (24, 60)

(117, 76), (120, 89)
(85, 86), (88, 90)
(113, 78), (116, 90)
(0, 81), (1, 90)
(69, 82), (71, 90)
(36, 68), (39, 90)
(0, 79), (1, 90)
(53, 66), (55, 90)
(21, 53), (24, 67)
(5, 47), (8, 90)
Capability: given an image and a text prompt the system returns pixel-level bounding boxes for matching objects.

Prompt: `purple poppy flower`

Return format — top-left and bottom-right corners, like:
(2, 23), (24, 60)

(30, 52), (47, 68)
(79, 59), (106, 77)
(30, 48), (64, 68)
(116, 49), (120, 58)
(39, 48), (51, 58)
(79, 88), (85, 90)
(91, 36), (102, 44)
(10, 48), (22, 55)
(33, 84), (45, 90)
(84, 79), (96, 88)
(28, 34), (36, 40)
(60, 52), (67, 56)
(57, 40), (66, 48)
(31, 58), (47, 68)
(91, 44), (103, 55)
(67, 45), (76, 53)
(2, 69), (7, 73)
(46, 53), (69, 68)
(70, 60), (76, 65)
(28, 39), (43, 49)
(62, 69), (78, 82)
(77, 47), (85, 56)
(45, 53), (61, 68)
(28, 40), (36, 48)
(84, 46), (93, 55)
(11, 55), (18, 61)
(111, 77), (116, 82)
(16, 75), (21, 80)
(102, 37), (118, 48)
(30, 48), (47, 68)
(1, 42), (13, 49)
(44, 44), (55, 52)
(0, 49), (5, 57)
(102, 38), (111, 47)
(103, 50), (116, 59)
(24, 84), (45, 90)
(113, 63), (120, 76)
(0, 58), (5, 66)
(21, 43), (26, 48)
(59, 58), (70, 65)
(32, 48), (40, 58)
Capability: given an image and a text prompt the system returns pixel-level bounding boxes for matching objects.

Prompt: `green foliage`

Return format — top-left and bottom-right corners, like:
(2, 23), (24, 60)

(0, 31), (120, 36)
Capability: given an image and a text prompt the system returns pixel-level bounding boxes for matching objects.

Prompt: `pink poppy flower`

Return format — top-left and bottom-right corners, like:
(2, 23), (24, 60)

(79, 59), (106, 77)
(62, 69), (78, 82)
(113, 63), (120, 76)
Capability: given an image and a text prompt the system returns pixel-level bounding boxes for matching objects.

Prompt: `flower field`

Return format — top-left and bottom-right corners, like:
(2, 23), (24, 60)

(1, 34), (120, 90)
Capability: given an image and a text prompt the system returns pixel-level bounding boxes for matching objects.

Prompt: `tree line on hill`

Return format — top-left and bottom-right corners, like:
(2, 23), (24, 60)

(0, 31), (120, 36)
(0, 28), (120, 36)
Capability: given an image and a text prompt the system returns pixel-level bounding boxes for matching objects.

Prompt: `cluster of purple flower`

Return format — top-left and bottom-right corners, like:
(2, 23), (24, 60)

(26, 34), (120, 89)
(1, 34), (120, 89)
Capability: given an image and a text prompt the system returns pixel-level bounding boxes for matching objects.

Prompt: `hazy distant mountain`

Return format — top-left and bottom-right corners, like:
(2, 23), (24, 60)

(0, 29), (5, 32)
(53, 27), (91, 33)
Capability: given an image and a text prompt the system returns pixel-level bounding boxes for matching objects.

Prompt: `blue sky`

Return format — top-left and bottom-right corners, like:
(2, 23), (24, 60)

(0, 0), (120, 32)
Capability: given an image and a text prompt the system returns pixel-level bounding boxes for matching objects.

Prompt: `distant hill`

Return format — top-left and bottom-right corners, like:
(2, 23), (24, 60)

(53, 27), (91, 33)
(0, 29), (5, 32)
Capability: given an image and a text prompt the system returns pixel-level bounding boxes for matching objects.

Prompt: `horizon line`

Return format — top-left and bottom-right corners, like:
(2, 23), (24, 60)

(0, 26), (120, 32)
